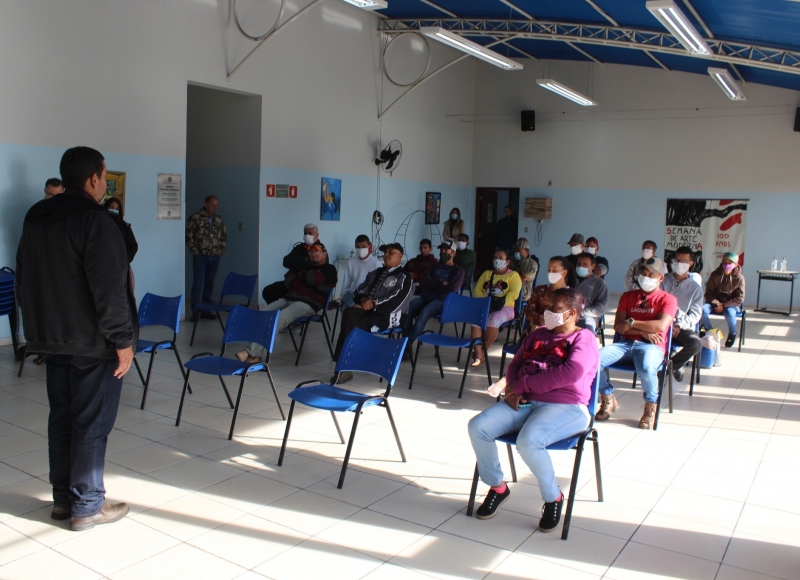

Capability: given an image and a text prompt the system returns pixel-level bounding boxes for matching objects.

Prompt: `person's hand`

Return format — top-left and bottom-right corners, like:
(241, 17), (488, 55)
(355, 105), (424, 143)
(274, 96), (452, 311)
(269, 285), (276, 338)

(643, 332), (664, 345)
(504, 390), (527, 411)
(672, 326), (681, 339)
(713, 304), (723, 313)
(614, 322), (629, 335)
(442, 281), (449, 286)
(361, 298), (374, 311)
(114, 347), (134, 378)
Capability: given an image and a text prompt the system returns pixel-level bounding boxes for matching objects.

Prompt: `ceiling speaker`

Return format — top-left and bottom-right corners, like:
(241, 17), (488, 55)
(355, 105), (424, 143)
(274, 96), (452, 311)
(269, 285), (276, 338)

(521, 110), (535, 132)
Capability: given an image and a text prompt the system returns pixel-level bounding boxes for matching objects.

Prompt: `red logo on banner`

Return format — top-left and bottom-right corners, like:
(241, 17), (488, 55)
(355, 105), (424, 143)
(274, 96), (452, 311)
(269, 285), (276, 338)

(266, 184), (275, 198)
(720, 213), (743, 231)
(289, 186), (298, 198)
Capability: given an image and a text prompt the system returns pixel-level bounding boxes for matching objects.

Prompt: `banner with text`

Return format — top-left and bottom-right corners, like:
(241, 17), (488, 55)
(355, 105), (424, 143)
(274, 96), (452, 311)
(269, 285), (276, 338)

(664, 199), (748, 281)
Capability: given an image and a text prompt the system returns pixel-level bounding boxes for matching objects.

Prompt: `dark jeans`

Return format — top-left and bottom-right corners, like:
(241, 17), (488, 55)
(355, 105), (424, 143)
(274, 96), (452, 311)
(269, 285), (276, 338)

(191, 254), (221, 311)
(671, 328), (703, 371)
(333, 307), (388, 361)
(405, 296), (444, 345)
(46, 354), (122, 517)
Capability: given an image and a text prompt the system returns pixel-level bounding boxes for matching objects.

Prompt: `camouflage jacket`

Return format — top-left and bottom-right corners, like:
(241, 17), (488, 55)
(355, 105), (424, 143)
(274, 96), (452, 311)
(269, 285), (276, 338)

(186, 209), (227, 256)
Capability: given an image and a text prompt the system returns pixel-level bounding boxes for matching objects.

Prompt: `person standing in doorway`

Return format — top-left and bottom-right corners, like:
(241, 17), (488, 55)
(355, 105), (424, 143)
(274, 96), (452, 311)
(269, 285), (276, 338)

(186, 195), (227, 322)
(16, 146), (136, 531)
(494, 205), (518, 257)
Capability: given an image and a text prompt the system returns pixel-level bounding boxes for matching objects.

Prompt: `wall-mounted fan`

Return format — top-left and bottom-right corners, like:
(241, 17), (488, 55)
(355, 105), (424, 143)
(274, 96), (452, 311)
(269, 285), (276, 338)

(374, 140), (402, 175)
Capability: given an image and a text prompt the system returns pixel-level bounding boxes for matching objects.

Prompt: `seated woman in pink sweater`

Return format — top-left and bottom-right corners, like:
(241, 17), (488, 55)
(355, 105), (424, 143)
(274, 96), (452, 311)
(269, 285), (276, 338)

(467, 288), (599, 533)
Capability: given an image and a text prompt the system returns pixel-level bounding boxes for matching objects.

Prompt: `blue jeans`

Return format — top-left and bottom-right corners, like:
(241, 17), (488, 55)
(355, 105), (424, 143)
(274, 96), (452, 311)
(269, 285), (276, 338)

(46, 355), (123, 517)
(191, 254), (221, 312)
(405, 297), (444, 345)
(701, 303), (740, 336)
(468, 400), (589, 502)
(341, 292), (356, 308)
(577, 316), (597, 333)
(599, 340), (664, 403)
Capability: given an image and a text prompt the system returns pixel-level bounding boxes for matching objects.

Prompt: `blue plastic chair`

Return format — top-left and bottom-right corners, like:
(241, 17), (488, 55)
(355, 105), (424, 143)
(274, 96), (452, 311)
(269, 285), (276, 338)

(408, 293), (493, 398)
(606, 325), (674, 430)
(277, 328), (408, 488)
(460, 266), (475, 296)
(287, 288), (335, 366)
(176, 305), (285, 440)
(465, 372), (603, 541)
(1, 268), (21, 363)
(497, 318), (530, 382)
(134, 294), (189, 410)
(190, 272), (258, 346)
(496, 285), (526, 348)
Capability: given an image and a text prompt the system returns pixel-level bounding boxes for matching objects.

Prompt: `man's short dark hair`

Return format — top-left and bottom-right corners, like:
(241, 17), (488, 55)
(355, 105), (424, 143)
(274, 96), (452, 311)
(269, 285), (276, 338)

(674, 246), (694, 259)
(576, 252), (597, 265)
(45, 177), (63, 189)
(643, 240), (658, 250)
(420, 238), (432, 247)
(504, 205), (512, 210)
(204, 195), (218, 203)
(355, 234), (370, 245)
(457, 233), (470, 242)
(59, 147), (104, 190)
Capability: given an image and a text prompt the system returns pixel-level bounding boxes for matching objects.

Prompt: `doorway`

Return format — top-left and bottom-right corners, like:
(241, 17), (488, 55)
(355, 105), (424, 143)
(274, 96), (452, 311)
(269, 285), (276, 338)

(185, 84), (262, 306)
(473, 188), (520, 278)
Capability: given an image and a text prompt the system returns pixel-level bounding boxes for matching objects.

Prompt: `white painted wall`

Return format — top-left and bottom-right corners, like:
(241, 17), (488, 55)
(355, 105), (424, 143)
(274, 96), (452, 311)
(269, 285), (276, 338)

(472, 60), (800, 306)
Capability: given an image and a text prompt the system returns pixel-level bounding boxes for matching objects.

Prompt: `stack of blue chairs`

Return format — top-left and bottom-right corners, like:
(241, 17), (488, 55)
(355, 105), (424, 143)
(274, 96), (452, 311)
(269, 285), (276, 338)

(0, 268), (19, 358)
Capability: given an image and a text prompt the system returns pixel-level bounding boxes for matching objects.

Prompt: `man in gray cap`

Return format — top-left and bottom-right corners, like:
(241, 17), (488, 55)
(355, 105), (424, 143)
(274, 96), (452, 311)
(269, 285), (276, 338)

(566, 233), (584, 268)
(511, 238), (539, 301)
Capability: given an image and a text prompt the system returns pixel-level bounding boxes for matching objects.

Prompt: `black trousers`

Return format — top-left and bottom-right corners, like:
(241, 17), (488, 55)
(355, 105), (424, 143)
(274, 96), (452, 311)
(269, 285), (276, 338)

(333, 307), (388, 361)
(671, 328), (703, 371)
(262, 281), (288, 304)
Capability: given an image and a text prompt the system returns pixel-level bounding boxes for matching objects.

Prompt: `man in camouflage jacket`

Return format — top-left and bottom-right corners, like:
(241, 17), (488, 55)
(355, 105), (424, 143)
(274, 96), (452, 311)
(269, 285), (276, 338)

(186, 195), (227, 320)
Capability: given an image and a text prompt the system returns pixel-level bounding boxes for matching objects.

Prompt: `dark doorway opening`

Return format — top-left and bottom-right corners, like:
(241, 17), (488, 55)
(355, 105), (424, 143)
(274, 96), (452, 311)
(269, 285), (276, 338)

(473, 188), (520, 278)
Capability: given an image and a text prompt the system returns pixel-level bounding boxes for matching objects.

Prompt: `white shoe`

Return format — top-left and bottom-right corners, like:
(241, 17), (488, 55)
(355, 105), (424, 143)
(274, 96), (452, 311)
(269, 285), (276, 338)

(235, 351), (249, 362)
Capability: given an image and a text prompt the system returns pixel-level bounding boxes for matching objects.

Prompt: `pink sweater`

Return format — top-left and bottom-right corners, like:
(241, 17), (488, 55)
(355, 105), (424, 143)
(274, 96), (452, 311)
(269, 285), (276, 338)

(505, 327), (599, 406)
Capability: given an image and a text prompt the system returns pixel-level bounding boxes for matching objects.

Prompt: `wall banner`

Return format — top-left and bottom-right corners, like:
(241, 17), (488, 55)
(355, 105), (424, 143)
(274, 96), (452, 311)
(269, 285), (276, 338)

(664, 199), (748, 281)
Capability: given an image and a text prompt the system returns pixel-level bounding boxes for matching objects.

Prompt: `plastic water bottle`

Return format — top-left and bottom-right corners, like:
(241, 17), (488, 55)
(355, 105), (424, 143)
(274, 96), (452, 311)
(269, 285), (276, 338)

(780, 257), (787, 272)
(771, 256), (778, 271)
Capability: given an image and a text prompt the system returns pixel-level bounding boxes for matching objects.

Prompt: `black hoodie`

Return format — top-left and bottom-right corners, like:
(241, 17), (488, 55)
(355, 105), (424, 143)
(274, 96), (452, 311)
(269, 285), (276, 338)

(15, 191), (137, 359)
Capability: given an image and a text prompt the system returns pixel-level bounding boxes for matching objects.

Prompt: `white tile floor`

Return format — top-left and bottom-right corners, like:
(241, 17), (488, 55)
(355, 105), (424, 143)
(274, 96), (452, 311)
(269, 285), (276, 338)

(1, 307), (799, 579)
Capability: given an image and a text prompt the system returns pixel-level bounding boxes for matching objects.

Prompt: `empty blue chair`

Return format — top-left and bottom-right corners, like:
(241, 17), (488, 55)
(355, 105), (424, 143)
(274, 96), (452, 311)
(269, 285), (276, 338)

(278, 328), (407, 489)
(408, 293), (493, 399)
(134, 293), (189, 410)
(606, 326), (674, 430)
(176, 305), (285, 440)
(190, 272), (258, 346)
(466, 373), (603, 541)
(287, 288), (335, 366)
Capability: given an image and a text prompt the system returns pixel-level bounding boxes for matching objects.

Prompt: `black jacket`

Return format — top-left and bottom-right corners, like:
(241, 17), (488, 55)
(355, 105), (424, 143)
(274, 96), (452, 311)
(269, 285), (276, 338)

(282, 240), (328, 270)
(354, 266), (414, 328)
(16, 191), (137, 359)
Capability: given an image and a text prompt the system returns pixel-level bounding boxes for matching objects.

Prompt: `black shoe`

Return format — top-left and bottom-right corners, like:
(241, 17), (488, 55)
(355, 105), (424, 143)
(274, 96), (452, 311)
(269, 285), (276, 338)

(476, 486), (510, 520)
(51, 505), (71, 521)
(201, 311), (217, 320)
(330, 371), (353, 385)
(190, 312), (199, 323)
(725, 333), (736, 348)
(539, 492), (564, 533)
(673, 366), (685, 382)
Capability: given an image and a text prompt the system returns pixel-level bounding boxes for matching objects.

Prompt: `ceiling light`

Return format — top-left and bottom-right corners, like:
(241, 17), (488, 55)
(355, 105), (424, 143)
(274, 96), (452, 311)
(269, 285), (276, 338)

(536, 79), (597, 106)
(646, 0), (711, 54)
(420, 27), (523, 70)
(707, 67), (747, 100)
(342, 0), (387, 10)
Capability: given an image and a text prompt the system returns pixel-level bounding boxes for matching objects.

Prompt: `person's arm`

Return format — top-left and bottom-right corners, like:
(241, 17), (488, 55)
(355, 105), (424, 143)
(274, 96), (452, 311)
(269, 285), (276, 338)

(450, 266), (465, 294)
(704, 273), (719, 304)
(354, 270), (376, 304)
(474, 271), (490, 298)
(185, 214), (197, 253)
(506, 273), (522, 307)
(125, 223), (139, 263)
(513, 331), (598, 396)
(684, 283), (704, 329)
(623, 260), (637, 291)
(722, 273), (745, 308)
(504, 330), (536, 387)
(283, 243), (310, 270)
(417, 265), (436, 291)
(312, 264), (338, 298)
(219, 218), (227, 254)
(627, 294), (677, 334)
(582, 280), (608, 320)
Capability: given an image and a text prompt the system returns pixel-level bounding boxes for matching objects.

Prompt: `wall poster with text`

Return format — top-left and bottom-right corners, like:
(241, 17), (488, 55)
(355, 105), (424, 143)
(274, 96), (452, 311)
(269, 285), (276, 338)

(664, 199), (748, 281)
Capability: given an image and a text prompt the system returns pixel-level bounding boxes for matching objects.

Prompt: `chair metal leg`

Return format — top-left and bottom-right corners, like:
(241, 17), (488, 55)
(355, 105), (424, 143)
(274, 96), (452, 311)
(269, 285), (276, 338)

(172, 347), (192, 395)
(434, 346), (444, 379)
(331, 307), (340, 343)
(668, 364), (674, 413)
(484, 345), (493, 387)
(408, 342), (422, 390)
(466, 464), (480, 517)
(294, 322), (310, 366)
(631, 372), (637, 389)
(739, 311), (746, 351)
(216, 311), (225, 332)
(139, 350), (157, 410)
(277, 400), (297, 466)
(227, 374), (248, 440)
(331, 412), (345, 444)
(653, 364), (670, 431)
(134, 356), (147, 386)
(456, 322), (465, 363)
(383, 400), (406, 462)
(506, 444), (517, 483)
(689, 355), (696, 396)
(175, 369), (192, 426)
(219, 376), (234, 409)
(287, 324), (299, 352)
(499, 348), (508, 383)
(458, 344), (473, 399)
(16, 344), (27, 377)
(337, 403), (364, 488)
(264, 366), (286, 420)
(561, 434), (587, 541)
(321, 318), (334, 359)
(591, 430), (603, 502)
(189, 317), (199, 346)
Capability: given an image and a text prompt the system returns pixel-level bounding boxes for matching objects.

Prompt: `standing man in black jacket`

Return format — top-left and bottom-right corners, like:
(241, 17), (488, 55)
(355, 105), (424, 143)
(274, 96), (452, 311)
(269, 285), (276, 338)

(16, 146), (136, 532)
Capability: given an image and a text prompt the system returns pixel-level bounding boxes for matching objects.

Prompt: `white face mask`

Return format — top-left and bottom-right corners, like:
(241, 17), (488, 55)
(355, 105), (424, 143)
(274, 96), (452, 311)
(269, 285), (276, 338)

(638, 274), (659, 292)
(584, 246), (596, 255)
(543, 309), (572, 331)
(570, 245), (582, 255)
(355, 247), (369, 259)
(450, 213), (458, 220)
(303, 234), (315, 245)
(108, 208), (119, 215)
(493, 259), (507, 270)
(641, 248), (654, 260)
(672, 262), (690, 275)
(456, 241), (467, 251)
(576, 266), (590, 278)
(548, 272), (563, 285)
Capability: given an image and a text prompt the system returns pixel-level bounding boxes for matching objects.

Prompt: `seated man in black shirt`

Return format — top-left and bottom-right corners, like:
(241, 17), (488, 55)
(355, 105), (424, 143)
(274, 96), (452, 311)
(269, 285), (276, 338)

(263, 223), (327, 303)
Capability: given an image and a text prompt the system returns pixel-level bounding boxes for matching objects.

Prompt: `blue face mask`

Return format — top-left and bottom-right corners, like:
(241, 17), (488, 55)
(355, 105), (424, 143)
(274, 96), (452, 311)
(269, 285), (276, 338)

(576, 266), (590, 278)
(514, 252), (521, 261)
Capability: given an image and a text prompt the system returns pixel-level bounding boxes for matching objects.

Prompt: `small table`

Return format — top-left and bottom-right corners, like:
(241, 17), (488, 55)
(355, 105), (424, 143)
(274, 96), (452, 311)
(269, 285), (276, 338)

(755, 270), (798, 316)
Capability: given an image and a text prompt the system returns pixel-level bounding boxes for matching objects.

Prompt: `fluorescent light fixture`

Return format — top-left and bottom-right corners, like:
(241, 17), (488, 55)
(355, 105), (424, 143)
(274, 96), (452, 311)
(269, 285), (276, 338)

(646, 0), (711, 54)
(536, 79), (597, 106)
(342, 0), (387, 10)
(708, 67), (747, 100)
(420, 27), (523, 70)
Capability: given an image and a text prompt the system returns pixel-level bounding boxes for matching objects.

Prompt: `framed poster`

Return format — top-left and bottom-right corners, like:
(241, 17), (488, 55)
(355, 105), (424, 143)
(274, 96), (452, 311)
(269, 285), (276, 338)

(320, 177), (341, 221)
(425, 192), (441, 224)
(104, 171), (126, 210)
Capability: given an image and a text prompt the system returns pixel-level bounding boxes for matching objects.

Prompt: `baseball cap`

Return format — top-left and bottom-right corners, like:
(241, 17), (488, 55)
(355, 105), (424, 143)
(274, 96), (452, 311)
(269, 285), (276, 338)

(722, 252), (738, 262)
(514, 239), (530, 250)
(308, 243), (327, 253)
(379, 243), (404, 255)
(568, 233), (585, 245)
(438, 240), (456, 250)
(642, 256), (664, 275)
